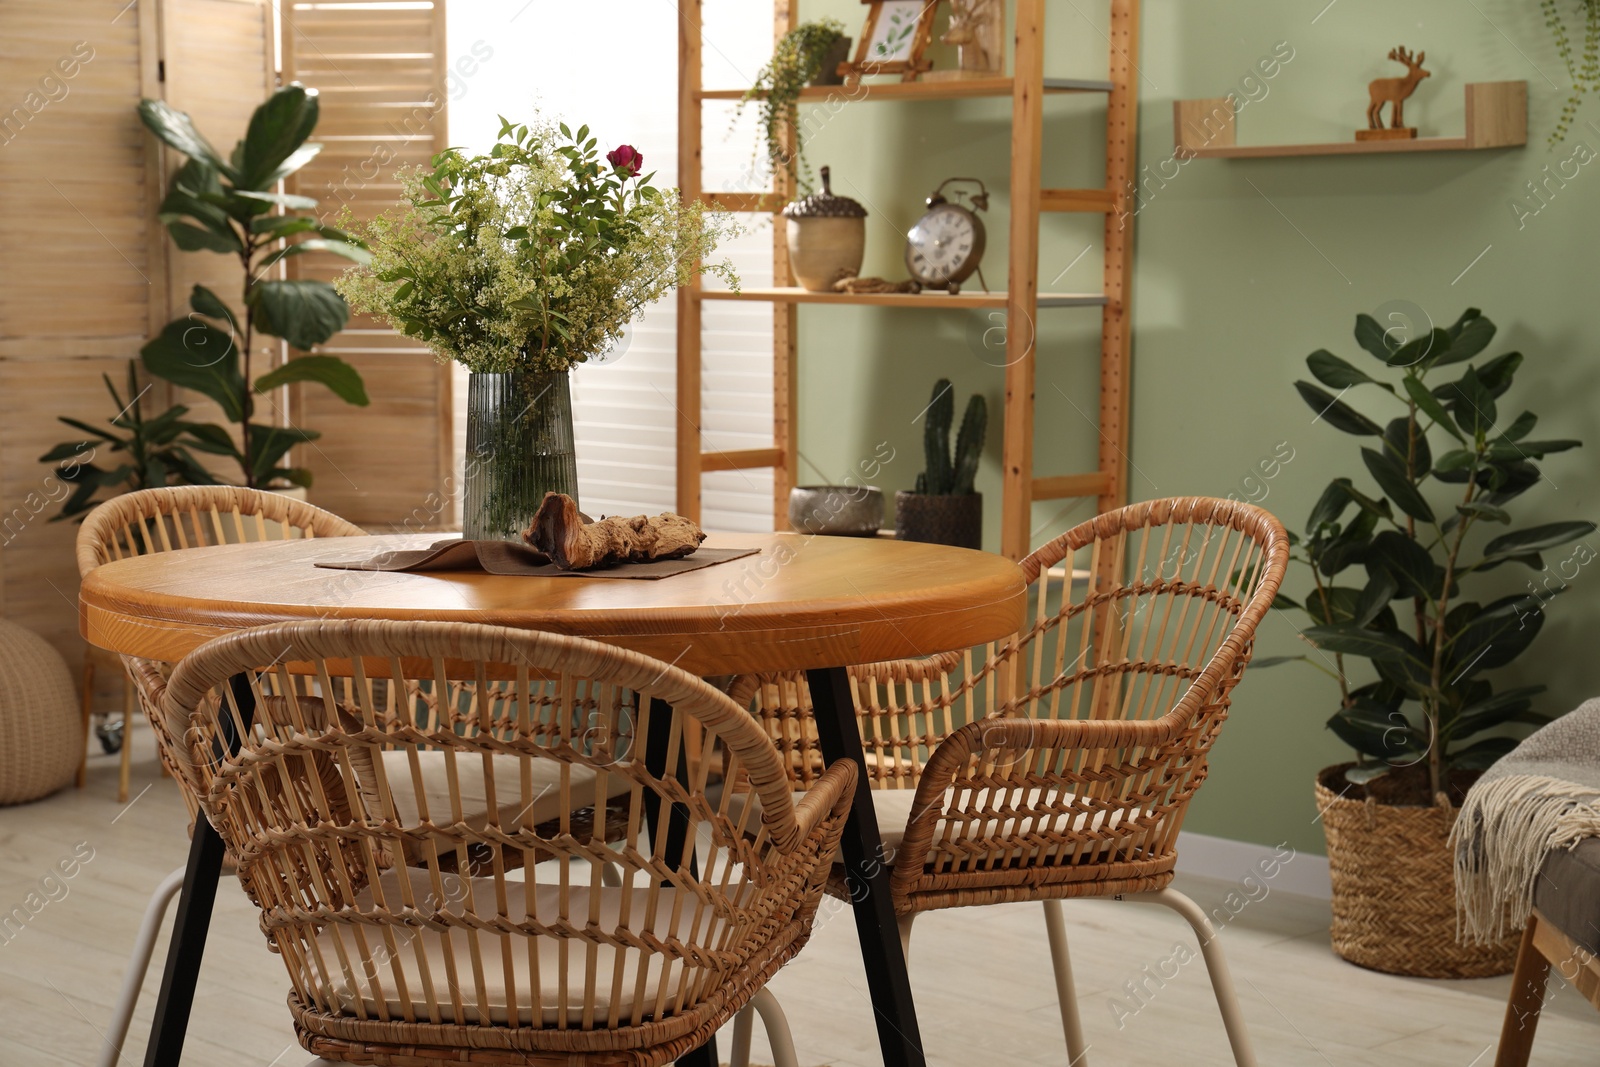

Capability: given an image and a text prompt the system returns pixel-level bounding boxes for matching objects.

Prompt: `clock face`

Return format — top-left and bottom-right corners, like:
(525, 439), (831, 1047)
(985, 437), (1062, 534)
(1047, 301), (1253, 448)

(905, 204), (983, 285)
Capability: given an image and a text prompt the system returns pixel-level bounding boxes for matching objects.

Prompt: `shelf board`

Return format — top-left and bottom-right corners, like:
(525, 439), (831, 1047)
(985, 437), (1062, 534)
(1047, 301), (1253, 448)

(1174, 82), (1527, 160)
(699, 287), (1107, 310)
(701, 76), (1113, 104)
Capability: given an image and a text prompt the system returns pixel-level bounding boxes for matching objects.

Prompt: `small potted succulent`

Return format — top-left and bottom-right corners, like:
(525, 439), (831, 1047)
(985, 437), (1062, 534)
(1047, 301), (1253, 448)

(896, 379), (986, 549)
(1261, 307), (1592, 978)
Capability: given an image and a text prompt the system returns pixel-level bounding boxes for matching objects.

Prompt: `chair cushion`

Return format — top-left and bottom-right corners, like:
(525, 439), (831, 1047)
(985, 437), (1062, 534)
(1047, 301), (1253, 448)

(1533, 836), (1600, 958)
(379, 751), (633, 829)
(722, 784), (1149, 864)
(311, 866), (730, 1026)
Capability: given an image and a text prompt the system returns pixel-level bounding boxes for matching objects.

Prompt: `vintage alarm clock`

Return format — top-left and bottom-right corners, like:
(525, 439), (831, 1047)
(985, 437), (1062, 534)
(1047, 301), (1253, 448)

(904, 177), (989, 293)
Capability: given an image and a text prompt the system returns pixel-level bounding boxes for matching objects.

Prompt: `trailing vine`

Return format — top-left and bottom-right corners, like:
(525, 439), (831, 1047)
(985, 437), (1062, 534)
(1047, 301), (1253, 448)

(1542, 0), (1600, 143)
(737, 19), (845, 193)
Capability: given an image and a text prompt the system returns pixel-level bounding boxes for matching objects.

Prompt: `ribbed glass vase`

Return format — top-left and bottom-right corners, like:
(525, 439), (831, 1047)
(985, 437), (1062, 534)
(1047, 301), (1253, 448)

(462, 370), (578, 541)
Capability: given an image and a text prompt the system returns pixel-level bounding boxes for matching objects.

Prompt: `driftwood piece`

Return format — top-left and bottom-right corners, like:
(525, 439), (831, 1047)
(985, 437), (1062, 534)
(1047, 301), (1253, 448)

(833, 275), (922, 294)
(524, 493), (706, 571)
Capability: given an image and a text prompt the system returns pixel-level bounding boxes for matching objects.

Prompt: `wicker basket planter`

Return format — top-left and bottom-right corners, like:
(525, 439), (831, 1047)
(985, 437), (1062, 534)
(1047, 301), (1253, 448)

(1316, 764), (1519, 978)
(895, 491), (982, 549)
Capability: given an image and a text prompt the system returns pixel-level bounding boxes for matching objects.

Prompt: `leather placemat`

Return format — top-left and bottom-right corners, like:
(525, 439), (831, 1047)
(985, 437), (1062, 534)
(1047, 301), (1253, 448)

(315, 539), (759, 580)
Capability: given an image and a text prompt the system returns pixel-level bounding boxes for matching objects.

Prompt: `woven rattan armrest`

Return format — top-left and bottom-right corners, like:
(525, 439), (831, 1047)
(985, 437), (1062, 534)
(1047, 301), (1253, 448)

(791, 760), (858, 843)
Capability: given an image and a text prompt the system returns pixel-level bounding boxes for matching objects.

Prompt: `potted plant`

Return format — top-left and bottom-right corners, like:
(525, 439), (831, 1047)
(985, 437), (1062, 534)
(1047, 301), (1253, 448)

(739, 18), (849, 192)
(896, 379), (986, 549)
(1540, 0), (1600, 142)
(39, 361), (219, 521)
(137, 85), (372, 492)
(338, 117), (738, 540)
(1264, 307), (1593, 978)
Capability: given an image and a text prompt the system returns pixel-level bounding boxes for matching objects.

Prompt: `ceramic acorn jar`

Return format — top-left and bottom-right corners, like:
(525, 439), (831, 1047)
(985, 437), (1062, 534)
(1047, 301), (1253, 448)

(783, 166), (867, 292)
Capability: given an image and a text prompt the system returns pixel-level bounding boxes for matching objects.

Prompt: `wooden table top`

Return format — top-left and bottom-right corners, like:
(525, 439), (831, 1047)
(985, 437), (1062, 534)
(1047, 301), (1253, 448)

(79, 532), (1027, 675)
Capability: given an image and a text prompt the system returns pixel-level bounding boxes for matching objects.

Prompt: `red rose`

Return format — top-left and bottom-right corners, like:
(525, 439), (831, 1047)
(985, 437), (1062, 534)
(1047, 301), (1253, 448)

(606, 144), (643, 176)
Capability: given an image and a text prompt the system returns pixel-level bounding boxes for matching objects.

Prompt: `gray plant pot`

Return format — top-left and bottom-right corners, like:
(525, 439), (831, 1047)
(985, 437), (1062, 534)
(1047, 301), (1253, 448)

(810, 37), (853, 86)
(895, 492), (983, 550)
(788, 485), (883, 536)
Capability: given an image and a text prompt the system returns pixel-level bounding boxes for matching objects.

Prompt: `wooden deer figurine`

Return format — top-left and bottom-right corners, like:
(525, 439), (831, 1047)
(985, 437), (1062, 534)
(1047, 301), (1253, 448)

(1367, 46), (1430, 130)
(935, 0), (1005, 78)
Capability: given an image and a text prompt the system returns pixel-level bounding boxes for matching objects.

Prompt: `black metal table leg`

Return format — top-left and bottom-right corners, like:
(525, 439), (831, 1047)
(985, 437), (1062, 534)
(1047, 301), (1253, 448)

(808, 666), (927, 1067)
(143, 673), (255, 1067)
(642, 696), (717, 1067)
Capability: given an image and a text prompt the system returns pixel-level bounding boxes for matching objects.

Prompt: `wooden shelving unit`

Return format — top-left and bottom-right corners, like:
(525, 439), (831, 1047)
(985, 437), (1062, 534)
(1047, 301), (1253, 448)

(676, 0), (1143, 560)
(1174, 81), (1527, 159)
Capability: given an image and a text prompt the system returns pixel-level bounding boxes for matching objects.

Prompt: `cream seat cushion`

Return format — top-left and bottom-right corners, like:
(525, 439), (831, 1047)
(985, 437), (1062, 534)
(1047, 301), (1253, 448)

(312, 866), (736, 1026)
(722, 784), (1152, 863)
(378, 751), (633, 828)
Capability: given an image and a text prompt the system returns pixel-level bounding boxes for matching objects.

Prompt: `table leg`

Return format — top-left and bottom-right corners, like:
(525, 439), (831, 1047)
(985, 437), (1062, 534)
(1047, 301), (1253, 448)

(142, 673), (255, 1067)
(807, 667), (926, 1067)
(642, 697), (717, 1067)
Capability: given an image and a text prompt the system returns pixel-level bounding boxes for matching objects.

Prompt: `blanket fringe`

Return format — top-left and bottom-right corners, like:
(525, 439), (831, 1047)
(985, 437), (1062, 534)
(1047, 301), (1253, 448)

(1451, 774), (1600, 944)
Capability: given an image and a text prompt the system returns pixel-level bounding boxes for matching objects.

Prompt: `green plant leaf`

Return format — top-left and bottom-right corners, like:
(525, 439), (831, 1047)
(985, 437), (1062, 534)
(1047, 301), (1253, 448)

(236, 85), (321, 189)
(1447, 594), (1546, 679)
(1328, 700), (1422, 759)
(1484, 521), (1597, 559)
(1366, 529), (1439, 598)
(1296, 381), (1383, 436)
(254, 355), (369, 406)
(138, 99), (238, 180)
(233, 190), (320, 211)
(1496, 410), (1536, 442)
(188, 284), (235, 325)
(255, 238), (372, 271)
(1451, 685), (1545, 740)
(1450, 736), (1520, 770)
(1511, 439), (1582, 458)
(1318, 506), (1380, 576)
(1354, 313), (1398, 361)
(141, 319), (244, 421)
(1306, 478), (1353, 534)
(1456, 501), (1511, 524)
(1403, 374), (1463, 441)
(1304, 586), (1363, 626)
(1387, 328), (1450, 369)
(176, 421), (240, 457)
(1353, 568), (1401, 626)
(1247, 655), (1308, 669)
(1307, 349), (1385, 390)
(167, 220), (242, 254)
(1430, 309), (1495, 366)
(249, 280), (350, 350)
(1361, 447), (1434, 522)
(1383, 417), (1431, 480)
(1476, 351), (1523, 398)
(1303, 623), (1419, 663)
(246, 424), (319, 485)
(1443, 367), (1497, 438)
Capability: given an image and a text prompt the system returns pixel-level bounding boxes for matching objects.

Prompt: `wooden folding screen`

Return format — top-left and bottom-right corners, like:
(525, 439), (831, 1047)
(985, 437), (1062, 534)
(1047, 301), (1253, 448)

(281, 0), (454, 529)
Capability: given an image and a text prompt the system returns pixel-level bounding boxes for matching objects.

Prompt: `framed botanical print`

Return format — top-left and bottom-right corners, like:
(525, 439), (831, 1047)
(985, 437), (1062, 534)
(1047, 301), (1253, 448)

(840, 0), (938, 82)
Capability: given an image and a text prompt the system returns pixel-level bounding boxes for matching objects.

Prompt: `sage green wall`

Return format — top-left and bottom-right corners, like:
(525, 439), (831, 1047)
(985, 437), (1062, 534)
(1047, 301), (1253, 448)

(790, 0), (1598, 855)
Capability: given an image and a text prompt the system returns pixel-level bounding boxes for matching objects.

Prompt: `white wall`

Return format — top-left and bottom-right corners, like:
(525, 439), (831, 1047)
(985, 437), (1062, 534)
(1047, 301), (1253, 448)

(446, 1), (779, 530)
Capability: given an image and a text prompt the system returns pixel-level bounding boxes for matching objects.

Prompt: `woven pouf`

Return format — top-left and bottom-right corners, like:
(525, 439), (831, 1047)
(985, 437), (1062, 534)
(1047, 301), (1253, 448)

(0, 620), (81, 805)
(1317, 765), (1519, 978)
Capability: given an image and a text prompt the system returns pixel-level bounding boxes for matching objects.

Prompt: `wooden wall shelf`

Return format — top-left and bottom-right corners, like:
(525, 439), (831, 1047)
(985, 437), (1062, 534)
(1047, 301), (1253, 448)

(701, 76), (1114, 103)
(701, 287), (1108, 310)
(1174, 81), (1526, 159)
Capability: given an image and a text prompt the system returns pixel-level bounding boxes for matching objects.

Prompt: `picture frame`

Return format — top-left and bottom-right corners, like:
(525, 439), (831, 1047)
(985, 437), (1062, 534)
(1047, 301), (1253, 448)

(839, 0), (939, 83)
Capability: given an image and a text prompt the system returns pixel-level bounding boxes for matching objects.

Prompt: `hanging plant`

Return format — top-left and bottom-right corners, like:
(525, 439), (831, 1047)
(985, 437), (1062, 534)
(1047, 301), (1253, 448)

(1541, 0), (1600, 143)
(737, 19), (846, 192)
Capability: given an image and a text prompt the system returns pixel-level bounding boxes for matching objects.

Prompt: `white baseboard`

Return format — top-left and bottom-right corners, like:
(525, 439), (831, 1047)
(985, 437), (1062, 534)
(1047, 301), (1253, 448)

(1175, 831), (1331, 900)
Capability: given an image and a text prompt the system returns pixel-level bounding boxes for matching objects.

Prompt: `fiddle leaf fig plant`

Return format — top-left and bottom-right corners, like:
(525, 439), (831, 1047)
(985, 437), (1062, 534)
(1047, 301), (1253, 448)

(138, 84), (372, 489)
(1261, 309), (1594, 802)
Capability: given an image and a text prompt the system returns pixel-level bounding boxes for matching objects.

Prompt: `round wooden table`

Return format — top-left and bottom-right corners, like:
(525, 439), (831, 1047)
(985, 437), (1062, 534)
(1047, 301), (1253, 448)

(81, 531), (1025, 1067)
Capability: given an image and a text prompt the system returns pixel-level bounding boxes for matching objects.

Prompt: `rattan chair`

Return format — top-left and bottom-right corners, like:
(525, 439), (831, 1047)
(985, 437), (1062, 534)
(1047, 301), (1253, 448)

(76, 485), (369, 801)
(152, 618), (854, 1065)
(730, 497), (1289, 1066)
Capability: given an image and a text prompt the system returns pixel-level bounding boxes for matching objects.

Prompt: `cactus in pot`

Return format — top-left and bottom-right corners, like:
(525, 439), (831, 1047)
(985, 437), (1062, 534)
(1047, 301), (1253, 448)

(899, 379), (987, 548)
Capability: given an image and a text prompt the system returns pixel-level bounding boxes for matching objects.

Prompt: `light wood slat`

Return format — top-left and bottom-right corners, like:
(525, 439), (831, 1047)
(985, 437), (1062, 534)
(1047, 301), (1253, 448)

(283, 0), (454, 530)
(1041, 188), (1116, 213)
(703, 191), (783, 213)
(1032, 472), (1114, 500)
(674, 0), (704, 521)
(701, 447), (783, 473)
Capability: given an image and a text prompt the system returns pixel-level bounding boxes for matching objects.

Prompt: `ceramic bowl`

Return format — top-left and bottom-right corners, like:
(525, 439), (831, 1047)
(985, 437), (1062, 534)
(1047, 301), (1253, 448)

(787, 485), (883, 536)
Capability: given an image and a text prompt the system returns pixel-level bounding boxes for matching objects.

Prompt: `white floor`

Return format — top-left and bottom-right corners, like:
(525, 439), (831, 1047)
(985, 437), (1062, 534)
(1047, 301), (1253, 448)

(2, 729), (1596, 1066)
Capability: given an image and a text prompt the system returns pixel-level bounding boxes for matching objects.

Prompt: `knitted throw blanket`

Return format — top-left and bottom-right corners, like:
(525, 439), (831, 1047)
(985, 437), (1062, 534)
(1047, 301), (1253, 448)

(1452, 698), (1600, 944)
